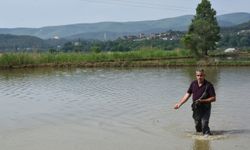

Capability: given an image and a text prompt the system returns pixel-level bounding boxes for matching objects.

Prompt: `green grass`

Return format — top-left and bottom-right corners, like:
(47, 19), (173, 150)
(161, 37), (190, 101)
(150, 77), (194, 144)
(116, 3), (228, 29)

(0, 50), (250, 68)
(0, 50), (192, 67)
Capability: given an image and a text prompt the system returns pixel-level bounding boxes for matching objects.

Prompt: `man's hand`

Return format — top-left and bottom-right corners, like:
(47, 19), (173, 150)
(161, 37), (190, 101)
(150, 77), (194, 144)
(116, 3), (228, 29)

(195, 99), (202, 104)
(174, 93), (191, 110)
(174, 103), (181, 109)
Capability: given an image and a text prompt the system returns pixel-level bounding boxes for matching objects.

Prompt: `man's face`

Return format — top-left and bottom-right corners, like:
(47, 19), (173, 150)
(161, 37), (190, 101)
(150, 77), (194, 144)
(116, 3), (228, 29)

(196, 71), (205, 83)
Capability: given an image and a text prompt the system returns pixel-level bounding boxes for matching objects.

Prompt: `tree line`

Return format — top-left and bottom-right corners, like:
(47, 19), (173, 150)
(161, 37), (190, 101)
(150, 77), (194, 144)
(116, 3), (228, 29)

(62, 38), (181, 53)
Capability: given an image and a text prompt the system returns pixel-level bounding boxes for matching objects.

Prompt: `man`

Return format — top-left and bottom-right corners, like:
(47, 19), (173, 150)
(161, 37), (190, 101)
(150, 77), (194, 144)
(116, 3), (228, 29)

(174, 69), (216, 135)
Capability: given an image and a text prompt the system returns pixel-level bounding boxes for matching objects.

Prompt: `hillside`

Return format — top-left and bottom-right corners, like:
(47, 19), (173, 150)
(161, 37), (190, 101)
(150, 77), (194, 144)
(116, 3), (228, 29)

(219, 20), (250, 48)
(0, 34), (45, 51)
(221, 20), (250, 33)
(217, 12), (250, 27)
(0, 15), (193, 40)
(0, 34), (67, 51)
(0, 19), (250, 51)
(0, 13), (250, 40)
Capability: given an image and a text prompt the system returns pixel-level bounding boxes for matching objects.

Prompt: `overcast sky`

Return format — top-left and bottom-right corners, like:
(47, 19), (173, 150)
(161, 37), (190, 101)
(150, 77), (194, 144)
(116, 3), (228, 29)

(0, 0), (250, 28)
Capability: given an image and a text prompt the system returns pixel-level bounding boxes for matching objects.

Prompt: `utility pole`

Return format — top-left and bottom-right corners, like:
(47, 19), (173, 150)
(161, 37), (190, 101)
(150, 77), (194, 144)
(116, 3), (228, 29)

(104, 32), (107, 41)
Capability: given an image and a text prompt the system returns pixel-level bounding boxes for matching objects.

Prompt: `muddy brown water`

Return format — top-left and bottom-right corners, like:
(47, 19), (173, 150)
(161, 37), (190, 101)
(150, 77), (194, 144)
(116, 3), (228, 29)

(0, 67), (249, 150)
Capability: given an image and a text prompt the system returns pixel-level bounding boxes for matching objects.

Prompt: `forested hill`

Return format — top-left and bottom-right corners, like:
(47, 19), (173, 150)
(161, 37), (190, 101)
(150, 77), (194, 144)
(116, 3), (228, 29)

(219, 21), (250, 48)
(217, 12), (250, 27)
(221, 20), (250, 33)
(0, 34), (45, 50)
(0, 12), (250, 40)
(0, 34), (66, 51)
(0, 15), (193, 39)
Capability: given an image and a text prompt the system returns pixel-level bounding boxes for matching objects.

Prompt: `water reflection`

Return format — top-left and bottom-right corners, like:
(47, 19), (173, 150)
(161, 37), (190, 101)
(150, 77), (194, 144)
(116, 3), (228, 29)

(193, 139), (211, 150)
(212, 129), (250, 136)
(182, 67), (219, 87)
(0, 67), (80, 79)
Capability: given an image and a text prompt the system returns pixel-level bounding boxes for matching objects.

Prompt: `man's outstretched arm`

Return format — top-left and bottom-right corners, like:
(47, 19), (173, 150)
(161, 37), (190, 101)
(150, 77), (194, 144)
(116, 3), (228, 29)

(174, 93), (191, 109)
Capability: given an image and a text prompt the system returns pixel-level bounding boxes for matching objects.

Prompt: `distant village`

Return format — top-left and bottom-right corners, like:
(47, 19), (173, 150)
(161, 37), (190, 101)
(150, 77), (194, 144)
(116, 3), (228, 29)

(237, 29), (250, 35)
(122, 30), (184, 41)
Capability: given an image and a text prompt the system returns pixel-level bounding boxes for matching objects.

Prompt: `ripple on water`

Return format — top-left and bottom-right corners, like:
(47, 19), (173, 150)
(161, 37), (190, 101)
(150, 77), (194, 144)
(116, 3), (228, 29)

(185, 129), (250, 141)
(0, 67), (250, 148)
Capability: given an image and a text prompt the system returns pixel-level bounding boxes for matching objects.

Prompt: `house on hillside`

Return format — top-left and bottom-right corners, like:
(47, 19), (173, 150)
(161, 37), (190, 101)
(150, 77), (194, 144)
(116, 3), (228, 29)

(224, 48), (238, 53)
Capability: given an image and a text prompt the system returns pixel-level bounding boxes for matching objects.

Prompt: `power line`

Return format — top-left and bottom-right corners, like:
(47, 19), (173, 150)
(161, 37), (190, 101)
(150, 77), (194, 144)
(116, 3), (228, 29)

(80, 0), (195, 12)
(115, 0), (193, 10)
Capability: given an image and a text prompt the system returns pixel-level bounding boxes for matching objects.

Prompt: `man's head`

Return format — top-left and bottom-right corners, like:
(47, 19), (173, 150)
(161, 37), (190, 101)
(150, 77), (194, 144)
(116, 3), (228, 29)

(196, 69), (205, 83)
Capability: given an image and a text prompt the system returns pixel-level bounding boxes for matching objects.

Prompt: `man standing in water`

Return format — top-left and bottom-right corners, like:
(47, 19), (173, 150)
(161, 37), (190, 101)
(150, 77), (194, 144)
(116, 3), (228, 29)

(174, 69), (216, 136)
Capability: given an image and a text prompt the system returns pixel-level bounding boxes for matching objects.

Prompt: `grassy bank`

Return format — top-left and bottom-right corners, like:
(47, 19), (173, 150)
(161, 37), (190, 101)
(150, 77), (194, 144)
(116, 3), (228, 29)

(0, 50), (190, 67)
(0, 50), (250, 69)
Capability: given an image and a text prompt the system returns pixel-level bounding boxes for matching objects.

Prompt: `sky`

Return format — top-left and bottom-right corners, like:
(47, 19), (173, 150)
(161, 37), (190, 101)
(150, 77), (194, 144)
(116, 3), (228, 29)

(0, 0), (250, 28)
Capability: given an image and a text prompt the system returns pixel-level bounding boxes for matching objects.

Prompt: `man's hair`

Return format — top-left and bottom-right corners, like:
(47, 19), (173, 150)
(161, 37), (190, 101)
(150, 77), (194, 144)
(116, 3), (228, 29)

(196, 69), (205, 74)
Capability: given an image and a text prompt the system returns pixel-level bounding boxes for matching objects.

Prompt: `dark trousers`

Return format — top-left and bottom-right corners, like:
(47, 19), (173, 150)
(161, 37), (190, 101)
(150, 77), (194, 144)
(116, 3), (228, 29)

(192, 104), (211, 135)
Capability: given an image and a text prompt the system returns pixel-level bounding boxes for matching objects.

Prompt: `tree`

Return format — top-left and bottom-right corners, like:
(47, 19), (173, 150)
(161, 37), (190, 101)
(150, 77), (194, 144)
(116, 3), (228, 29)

(182, 0), (220, 56)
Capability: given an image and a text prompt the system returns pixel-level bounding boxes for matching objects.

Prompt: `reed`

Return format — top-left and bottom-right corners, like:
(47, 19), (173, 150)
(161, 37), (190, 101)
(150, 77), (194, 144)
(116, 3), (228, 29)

(0, 50), (191, 65)
(0, 50), (249, 68)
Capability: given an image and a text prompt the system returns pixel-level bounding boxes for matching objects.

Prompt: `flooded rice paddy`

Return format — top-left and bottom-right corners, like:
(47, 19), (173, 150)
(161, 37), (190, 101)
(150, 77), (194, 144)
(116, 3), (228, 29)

(0, 67), (249, 150)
